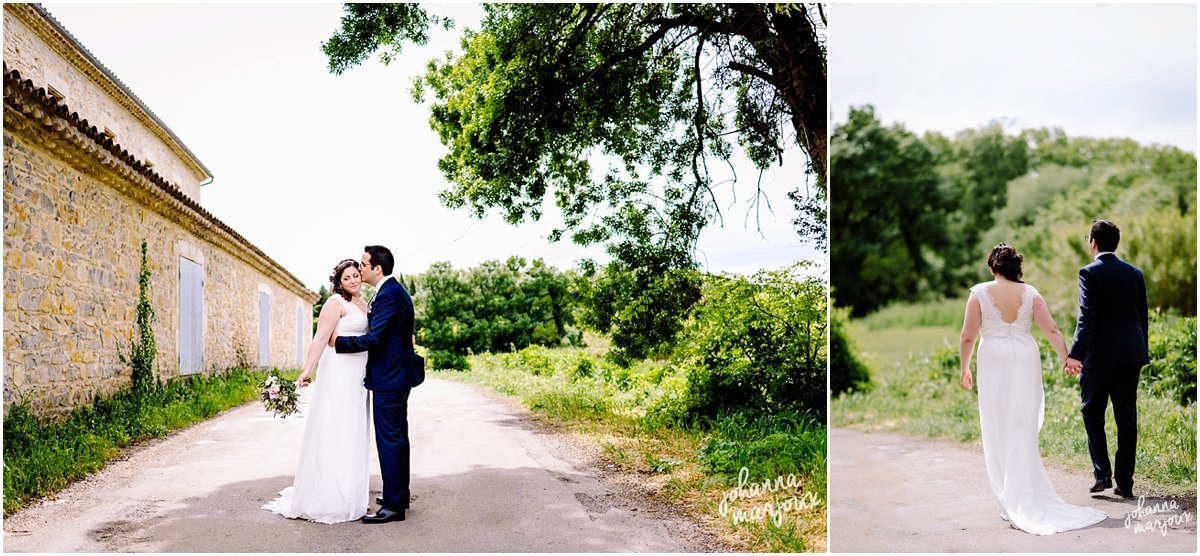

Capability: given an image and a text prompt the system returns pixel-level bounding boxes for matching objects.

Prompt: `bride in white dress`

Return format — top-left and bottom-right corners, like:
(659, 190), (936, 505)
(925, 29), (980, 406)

(264, 259), (370, 524)
(959, 244), (1107, 535)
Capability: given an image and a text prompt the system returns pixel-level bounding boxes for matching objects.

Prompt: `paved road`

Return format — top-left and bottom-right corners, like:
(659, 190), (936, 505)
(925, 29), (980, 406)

(4, 379), (715, 552)
(830, 427), (1196, 553)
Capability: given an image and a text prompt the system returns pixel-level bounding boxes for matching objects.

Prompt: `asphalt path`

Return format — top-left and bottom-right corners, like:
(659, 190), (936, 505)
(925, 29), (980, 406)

(830, 427), (1196, 553)
(4, 378), (718, 552)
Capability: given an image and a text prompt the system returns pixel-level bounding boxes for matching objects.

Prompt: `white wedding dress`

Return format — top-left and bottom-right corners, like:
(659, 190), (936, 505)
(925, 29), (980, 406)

(263, 295), (370, 524)
(971, 282), (1107, 535)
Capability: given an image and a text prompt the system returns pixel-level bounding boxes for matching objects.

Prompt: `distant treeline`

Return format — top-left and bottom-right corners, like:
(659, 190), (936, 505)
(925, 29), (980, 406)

(389, 258), (826, 421)
(831, 104), (1197, 322)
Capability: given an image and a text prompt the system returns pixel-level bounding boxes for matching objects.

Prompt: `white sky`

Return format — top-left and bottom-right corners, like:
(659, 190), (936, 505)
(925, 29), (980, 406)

(38, 3), (817, 292)
(830, 3), (1197, 152)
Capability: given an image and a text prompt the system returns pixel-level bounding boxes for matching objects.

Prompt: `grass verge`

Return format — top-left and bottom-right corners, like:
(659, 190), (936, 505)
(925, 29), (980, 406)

(3, 367), (297, 516)
(433, 345), (826, 552)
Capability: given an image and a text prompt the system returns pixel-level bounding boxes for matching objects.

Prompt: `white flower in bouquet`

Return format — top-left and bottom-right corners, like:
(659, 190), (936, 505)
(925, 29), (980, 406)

(259, 371), (299, 418)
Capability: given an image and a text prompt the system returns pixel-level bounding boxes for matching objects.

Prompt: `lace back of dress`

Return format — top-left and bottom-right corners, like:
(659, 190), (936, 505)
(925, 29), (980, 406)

(972, 283), (1035, 333)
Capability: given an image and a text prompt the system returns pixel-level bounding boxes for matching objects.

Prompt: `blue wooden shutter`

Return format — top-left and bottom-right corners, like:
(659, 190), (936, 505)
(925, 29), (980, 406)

(178, 257), (203, 375)
(259, 292), (270, 367)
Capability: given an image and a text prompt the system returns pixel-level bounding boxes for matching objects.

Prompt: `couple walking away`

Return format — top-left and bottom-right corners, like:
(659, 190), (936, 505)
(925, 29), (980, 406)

(263, 245), (425, 524)
(959, 219), (1147, 535)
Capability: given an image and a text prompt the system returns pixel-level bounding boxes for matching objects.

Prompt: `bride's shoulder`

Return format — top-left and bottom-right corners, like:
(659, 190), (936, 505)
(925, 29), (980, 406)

(1022, 282), (1041, 296)
(321, 295), (347, 313)
(968, 282), (992, 295)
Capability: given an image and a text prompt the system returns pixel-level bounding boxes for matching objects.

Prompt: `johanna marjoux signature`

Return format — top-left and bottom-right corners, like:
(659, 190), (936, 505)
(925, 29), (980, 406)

(717, 467), (824, 527)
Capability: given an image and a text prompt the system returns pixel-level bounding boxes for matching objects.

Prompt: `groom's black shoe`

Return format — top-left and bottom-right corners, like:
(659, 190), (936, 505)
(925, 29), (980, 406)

(1089, 478), (1112, 493)
(376, 496), (410, 509)
(361, 508), (405, 524)
(1113, 485), (1135, 499)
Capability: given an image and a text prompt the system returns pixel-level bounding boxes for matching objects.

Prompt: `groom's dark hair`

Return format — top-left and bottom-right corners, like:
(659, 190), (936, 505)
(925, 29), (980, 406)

(1090, 220), (1120, 252)
(364, 245), (395, 275)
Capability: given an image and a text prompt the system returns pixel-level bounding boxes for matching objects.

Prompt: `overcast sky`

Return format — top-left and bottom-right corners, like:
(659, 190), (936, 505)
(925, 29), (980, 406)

(40, 3), (816, 292)
(831, 3), (1197, 152)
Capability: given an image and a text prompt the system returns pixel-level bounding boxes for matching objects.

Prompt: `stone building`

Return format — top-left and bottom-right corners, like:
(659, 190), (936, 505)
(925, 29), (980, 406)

(3, 4), (318, 417)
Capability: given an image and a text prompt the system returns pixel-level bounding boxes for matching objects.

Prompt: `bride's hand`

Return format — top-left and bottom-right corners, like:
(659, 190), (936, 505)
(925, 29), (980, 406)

(297, 372), (312, 388)
(960, 369), (973, 390)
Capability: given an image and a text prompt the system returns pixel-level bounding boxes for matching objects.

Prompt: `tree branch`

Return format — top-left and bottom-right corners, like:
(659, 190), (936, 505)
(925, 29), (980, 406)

(728, 61), (775, 85)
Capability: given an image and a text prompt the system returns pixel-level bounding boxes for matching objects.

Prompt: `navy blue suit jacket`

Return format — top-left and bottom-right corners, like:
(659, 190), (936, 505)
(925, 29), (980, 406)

(335, 277), (423, 391)
(1068, 253), (1150, 370)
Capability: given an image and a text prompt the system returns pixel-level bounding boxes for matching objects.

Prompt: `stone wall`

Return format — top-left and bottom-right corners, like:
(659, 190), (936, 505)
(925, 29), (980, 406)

(3, 5), (207, 201)
(3, 5), (316, 418)
(4, 122), (316, 417)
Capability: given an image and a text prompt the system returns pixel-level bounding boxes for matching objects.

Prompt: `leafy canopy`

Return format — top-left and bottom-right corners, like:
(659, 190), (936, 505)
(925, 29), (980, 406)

(323, 3), (828, 256)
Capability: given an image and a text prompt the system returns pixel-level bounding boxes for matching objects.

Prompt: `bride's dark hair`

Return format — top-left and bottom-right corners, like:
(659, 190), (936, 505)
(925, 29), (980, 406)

(987, 244), (1024, 282)
(329, 259), (360, 301)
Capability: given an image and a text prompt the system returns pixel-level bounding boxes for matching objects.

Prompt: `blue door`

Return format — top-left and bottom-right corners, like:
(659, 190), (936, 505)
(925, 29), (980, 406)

(259, 292), (270, 367)
(178, 257), (203, 375)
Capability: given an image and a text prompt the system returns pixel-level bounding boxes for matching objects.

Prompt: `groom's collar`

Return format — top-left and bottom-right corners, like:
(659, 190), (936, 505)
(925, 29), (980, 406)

(375, 275), (394, 288)
(1095, 252), (1116, 261)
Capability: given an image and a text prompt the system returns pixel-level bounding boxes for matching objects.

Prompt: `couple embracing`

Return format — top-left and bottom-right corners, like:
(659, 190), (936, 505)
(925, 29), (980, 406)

(958, 219), (1148, 535)
(263, 245), (424, 524)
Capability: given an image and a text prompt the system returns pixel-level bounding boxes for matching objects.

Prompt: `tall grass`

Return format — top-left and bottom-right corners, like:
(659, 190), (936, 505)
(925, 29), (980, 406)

(435, 345), (826, 552)
(3, 368), (294, 516)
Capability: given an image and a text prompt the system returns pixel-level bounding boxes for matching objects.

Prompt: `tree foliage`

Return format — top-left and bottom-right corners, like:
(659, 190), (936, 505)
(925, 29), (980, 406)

(674, 264), (827, 420)
(324, 3), (827, 256)
(411, 257), (582, 370)
(832, 105), (1197, 320)
(830, 105), (947, 316)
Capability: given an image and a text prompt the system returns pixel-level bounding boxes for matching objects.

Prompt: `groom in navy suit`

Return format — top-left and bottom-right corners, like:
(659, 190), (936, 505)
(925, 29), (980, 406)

(331, 245), (425, 523)
(1064, 220), (1149, 499)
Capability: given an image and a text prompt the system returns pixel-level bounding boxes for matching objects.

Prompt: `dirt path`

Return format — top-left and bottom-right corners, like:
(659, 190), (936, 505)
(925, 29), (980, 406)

(830, 427), (1196, 552)
(4, 378), (719, 552)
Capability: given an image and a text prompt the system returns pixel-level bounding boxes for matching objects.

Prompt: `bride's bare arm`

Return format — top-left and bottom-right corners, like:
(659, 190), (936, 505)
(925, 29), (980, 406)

(1032, 294), (1069, 367)
(298, 299), (344, 385)
(959, 294), (982, 390)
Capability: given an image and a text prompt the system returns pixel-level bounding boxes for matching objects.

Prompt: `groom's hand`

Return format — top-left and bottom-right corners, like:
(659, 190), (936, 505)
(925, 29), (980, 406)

(1063, 357), (1082, 377)
(328, 333), (338, 348)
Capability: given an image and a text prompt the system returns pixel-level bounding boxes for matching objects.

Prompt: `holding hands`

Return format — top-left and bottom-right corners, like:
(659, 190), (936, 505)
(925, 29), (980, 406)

(1062, 357), (1082, 377)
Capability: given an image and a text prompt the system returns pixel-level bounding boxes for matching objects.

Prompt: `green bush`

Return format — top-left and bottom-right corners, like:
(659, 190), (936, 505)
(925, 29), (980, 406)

(1143, 314), (1197, 405)
(830, 305), (871, 396)
(412, 257), (582, 369)
(675, 265), (826, 420)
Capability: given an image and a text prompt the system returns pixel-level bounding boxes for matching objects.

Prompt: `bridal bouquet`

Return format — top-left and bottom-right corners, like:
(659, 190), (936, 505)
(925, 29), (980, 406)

(259, 372), (299, 418)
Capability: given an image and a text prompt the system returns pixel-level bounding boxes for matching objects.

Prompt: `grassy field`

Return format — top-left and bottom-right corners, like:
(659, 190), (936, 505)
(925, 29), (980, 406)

(431, 341), (826, 552)
(833, 301), (1196, 498)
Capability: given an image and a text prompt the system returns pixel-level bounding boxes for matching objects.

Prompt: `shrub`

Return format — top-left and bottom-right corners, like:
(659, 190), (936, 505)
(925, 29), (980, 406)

(830, 305), (871, 396)
(676, 264), (826, 421)
(1143, 314), (1197, 405)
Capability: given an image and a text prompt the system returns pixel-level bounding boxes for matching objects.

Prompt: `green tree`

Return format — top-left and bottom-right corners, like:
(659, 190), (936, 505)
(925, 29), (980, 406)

(412, 258), (582, 369)
(324, 3), (828, 351)
(932, 124), (1029, 292)
(830, 105), (948, 315)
